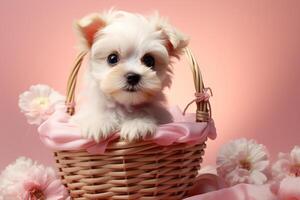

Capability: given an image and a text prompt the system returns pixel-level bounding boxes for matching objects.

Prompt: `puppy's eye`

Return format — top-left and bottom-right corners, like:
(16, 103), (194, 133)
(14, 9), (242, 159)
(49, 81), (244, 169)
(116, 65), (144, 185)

(141, 54), (155, 68)
(107, 53), (119, 66)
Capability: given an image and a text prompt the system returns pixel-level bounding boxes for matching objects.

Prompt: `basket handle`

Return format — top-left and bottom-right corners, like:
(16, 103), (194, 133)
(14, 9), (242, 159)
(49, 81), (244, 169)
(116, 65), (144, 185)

(184, 48), (212, 122)
(65, 48), (211, 122)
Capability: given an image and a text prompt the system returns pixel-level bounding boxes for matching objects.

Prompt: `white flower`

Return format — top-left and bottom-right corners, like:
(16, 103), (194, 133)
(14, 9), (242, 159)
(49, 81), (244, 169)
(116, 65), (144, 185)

(0, 157), (69, 199)
(216, 138), (270, 186)
(0, 157), (33, 199)
(18, 84), (64, 125)
(272, 146), (300, 181)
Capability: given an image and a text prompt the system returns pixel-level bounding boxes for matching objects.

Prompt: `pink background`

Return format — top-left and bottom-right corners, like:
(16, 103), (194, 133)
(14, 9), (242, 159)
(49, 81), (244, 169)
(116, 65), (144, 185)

(0, 0), (300, 170)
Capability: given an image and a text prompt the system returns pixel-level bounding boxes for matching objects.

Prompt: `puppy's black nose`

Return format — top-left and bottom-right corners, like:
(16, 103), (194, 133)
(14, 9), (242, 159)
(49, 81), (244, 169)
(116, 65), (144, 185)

(125, 73), (141, 86)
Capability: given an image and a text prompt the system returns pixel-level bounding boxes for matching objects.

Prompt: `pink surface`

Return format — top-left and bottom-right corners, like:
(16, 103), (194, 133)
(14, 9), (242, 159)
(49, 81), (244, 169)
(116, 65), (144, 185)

(185, 184), (277, 200)
(1, 0), (300, 169)
(182, 167), (300, 200)
(183, 177), (300, 200)
(37, 104), (216, 153)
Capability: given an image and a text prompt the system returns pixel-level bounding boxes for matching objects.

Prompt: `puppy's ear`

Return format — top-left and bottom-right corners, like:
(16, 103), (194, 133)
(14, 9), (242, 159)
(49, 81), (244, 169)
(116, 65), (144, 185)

(74, 13), (106, 51)
(151, 13), (189, 57)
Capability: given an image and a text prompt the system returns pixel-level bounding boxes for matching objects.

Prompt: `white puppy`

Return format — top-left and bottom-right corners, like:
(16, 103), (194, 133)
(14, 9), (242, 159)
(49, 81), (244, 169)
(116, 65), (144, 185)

(71, 10), (188, 142)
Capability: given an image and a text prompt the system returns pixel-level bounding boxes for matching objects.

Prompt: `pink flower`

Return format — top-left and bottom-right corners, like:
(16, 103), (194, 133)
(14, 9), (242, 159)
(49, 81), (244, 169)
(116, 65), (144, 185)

(270, 146), (300, 199)
(19, 84), (64, 125)
(272, 146), (300, 181)
(217, 138), (270, 186)
(0, 157), (69, 199)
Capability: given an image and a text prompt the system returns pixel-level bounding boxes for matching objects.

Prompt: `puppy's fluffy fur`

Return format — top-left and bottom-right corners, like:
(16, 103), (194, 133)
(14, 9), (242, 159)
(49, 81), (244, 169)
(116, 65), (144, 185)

(71, 10), (188, 142)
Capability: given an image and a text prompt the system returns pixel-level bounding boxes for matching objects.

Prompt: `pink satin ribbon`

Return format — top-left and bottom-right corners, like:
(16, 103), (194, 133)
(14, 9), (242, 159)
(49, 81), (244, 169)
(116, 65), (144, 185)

(38, 104), (217, 154)
(183, 88), (213, 115)
(195, 88), (212, 102)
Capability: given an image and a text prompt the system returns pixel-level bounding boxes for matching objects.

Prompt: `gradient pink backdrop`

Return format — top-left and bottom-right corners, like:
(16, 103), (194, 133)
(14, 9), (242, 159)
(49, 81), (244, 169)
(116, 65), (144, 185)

(1, 0), (300, 170)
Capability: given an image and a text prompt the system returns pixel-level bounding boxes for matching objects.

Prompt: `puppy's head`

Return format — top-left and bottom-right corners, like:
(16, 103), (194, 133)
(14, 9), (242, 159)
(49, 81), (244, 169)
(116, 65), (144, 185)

(74, 10), (188, 106)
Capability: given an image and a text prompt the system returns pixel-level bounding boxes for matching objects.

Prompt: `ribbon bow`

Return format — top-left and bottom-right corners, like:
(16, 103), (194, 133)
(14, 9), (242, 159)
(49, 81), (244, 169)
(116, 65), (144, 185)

(183, 87), (213, 115)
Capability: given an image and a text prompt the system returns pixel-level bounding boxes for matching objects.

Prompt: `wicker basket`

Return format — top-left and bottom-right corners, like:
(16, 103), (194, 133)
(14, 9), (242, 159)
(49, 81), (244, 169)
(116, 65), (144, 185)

(54, 48), (212, 200)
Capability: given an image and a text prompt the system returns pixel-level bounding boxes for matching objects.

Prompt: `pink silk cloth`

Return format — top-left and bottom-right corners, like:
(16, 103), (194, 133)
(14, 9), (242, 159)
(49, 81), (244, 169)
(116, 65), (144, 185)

(38, 104), (217, 154)
(185, 184), (277, 200)
(184, 177), (300, 200)
(183, 166), (300, 200)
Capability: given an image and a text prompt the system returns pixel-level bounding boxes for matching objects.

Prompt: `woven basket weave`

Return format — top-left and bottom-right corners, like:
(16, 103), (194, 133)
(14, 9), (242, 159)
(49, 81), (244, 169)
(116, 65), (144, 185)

(54, 48), (211, 200)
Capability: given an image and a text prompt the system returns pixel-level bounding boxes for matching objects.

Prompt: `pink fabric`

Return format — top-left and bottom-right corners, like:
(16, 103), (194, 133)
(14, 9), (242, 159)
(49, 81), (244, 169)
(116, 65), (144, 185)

(184, 176), (300, 200)
(185, 183), (277, 200)
(275, 177), (300, 200)
(188, 173), (226, 196)
(38, 104), (216, 154)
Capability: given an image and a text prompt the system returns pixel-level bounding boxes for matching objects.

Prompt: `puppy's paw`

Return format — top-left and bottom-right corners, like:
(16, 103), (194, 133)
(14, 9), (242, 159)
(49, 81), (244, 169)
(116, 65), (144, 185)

(70, 115), (119, 142)
(120, 118), (157, 141)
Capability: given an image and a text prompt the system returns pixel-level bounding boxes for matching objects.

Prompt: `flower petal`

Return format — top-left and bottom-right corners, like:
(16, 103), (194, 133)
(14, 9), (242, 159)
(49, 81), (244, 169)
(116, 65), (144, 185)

(249, 170), (268, 185)
(272, 149), (295, 181)
(291, 146), (300, 165)
(44, 180), (68, 200)
(253, 160), (269, 171)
